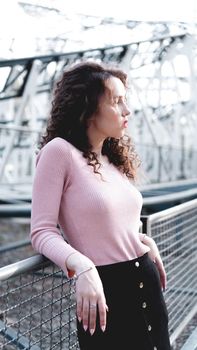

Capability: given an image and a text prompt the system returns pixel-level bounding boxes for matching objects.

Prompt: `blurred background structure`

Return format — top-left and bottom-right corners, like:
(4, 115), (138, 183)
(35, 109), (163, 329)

(0, 0), (197, 211)
(0, 1), (197, 349)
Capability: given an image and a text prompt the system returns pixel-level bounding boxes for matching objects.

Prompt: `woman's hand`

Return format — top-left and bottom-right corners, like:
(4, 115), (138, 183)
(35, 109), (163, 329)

(66, 252), (108, 335)
(142, 235), (167, 291)
(76, 267), (108, 335)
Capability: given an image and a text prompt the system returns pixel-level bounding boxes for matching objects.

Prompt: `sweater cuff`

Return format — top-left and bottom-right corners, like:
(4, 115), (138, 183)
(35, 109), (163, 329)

(65, 251), (79, 278)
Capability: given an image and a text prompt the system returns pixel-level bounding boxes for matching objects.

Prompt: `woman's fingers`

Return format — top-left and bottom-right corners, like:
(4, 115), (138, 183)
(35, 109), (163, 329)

(88, 298), (107, 334)
(75, 267), (107, 333)
(98, 299), (108, 332)
(77, 297), (107, 334)
(76, 297), (83, 323)
(88, 301), (97, 335)
(82, 299), (89, 331)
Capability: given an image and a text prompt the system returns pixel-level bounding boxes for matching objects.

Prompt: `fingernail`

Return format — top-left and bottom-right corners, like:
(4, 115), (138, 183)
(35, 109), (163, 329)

(105, 305), (109, 312)
(78, 316), (81, 323)
(101, 325), (106, 332)
(83, 325), (88, 332)
(90, 329), (95, 335)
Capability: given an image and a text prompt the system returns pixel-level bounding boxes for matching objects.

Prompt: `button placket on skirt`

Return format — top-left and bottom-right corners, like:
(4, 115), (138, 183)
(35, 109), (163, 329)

(135, 258), (157, 350)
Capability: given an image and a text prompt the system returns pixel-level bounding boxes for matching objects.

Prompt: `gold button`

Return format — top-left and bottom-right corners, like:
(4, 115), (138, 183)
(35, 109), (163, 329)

(148, 325), (152, 331)
(139, 282), (144, 288)
(142, 302), (147, 308)
(135, 261), (140, 267)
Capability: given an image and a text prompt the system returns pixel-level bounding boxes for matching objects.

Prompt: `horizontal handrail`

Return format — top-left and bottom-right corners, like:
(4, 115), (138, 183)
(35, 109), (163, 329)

(147, 198), (197, 223)
(0, 254), (50, 282)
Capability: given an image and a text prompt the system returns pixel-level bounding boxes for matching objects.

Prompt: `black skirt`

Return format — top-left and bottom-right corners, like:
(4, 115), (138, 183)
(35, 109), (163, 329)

(77, 253), (171, 350)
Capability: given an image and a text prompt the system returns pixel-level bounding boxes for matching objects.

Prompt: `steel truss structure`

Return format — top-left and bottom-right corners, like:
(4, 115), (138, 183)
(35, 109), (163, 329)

(0, 33), (197, 201)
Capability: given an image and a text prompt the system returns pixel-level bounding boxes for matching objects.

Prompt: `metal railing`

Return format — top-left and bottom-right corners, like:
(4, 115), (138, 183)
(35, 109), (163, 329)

(0, 255), (79, 350)
(146, 198), (197, 345)
(0, 199), (197, 349)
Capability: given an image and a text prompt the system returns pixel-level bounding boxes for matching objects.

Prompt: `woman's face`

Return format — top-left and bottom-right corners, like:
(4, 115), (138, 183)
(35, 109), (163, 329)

(88, 76), (130, 140)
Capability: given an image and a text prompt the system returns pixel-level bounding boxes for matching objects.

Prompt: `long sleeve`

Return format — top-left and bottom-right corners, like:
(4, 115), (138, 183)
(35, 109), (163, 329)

(30, 138), (78, 277)
(31, 137), (150, 270)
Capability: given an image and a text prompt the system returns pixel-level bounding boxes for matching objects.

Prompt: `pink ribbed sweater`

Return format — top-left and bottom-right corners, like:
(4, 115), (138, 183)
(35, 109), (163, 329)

(30, 137), (149, 277)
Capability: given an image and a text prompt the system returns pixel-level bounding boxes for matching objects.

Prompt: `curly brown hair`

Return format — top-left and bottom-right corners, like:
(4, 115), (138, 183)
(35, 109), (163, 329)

(39, 60), (141, 180)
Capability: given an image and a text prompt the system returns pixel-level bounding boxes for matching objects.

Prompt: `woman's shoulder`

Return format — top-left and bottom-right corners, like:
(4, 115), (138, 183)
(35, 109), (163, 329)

(36, 137), (73, 165)
(36, 138), (84, 173)
(40, 137), (71, 155)
(45, 137), (70, 149)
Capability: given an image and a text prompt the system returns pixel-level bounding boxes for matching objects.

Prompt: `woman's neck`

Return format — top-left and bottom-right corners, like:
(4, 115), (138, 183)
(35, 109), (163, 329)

(87, 123), (105, 158)
(92, 147), (103, 158)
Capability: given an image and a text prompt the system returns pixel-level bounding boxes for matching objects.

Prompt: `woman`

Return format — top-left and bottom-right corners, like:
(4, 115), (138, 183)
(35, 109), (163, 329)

(30, 61), (171, 349)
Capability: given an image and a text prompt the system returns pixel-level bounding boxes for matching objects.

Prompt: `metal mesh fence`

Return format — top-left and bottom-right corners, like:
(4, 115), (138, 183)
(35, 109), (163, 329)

(0, 199), (197, 348)
(0, 256), (79, 350)
(146, 199), (197, 344)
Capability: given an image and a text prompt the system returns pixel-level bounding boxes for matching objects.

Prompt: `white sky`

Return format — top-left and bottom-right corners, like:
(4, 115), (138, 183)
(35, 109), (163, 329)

(68, 0), (197, 22)
(0, 0), (197, 22)
(0, 0), (197, 41)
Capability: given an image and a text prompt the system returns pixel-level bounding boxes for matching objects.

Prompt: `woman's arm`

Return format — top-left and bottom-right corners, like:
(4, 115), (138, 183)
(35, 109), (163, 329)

(31, 139), (108, 334)
(30, 140), (79, 277)
(141, 234), (167, 291)
(66, 251), (108, 335)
